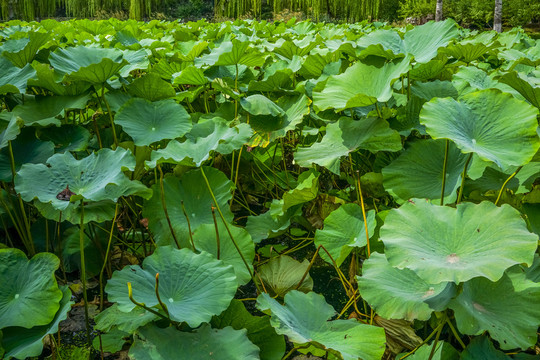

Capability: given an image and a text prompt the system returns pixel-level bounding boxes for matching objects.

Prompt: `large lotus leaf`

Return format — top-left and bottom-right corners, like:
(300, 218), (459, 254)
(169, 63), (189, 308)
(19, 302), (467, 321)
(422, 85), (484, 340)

(172, 65), (209, 86)
(248, 57), (301, 91)
(282, 169), (319, 212)
(357, 252), (453, 321)
(143, 167), (233, 247)
(211, 300), (285, 360)
(381, 199), (538, 284)
(120, 49), (150, 77)
(147, 118), (252, 168)
(1, 286), (72, 360)
(245, 199), (300, 243)
(382, 139), (468, 203)
(127, 73), (175, 101)
(0, 115), (23, 150)
(15, 147), (151, 212)
(443, 42), (490, 63)
(452, 66), (523, 99)
(449, 269), (540, 350)
(129, 324), (259, 360)
(312, 57), (410, 111)
(106, 247), (237, 327)
(115, 98), (191, 146)
(0, 248), (62, 328)
(257, 255), (313, 298)
(460, 336), (511, 360)
(0, 57), (35, 94)
(49, 46), (128, 83)
(295, 116), (402, 174)
(34, 199), (116, 225)
(257, 291), (386, 360)
(314, 204), (376, 266)
(27, 62), (91, 96)
(420, 89), (540, 171)
(192, 222), (255, 286)
(196, 39), (265, 67)
(1, 31), (49, 68)
(37, 125), (91, 153)
(397, 341), (459, 360)
(94, 303), (157, 334)
(1, 93), (91, 127)
(240, 95), (284, 117)
(498, 71), (540, 109)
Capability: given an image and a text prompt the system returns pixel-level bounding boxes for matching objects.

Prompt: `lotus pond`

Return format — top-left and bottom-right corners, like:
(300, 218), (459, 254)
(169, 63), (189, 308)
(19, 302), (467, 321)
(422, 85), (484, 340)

(0, 17), (539, 360)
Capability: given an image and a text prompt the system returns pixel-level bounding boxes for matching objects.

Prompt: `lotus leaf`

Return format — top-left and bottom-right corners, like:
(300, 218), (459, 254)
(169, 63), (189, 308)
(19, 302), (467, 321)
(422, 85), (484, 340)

(115, 98), (191, 146)
(257, 256), (313, 298)
(127, 73), (176, 101)
(420, 89), (540, 171)
(94, 303), (157, 334)
(0, 57), (35, 94)
(257, 291), (386, 360)
(129, 324), (259, 360)
(0, 116), (23, 150)
(460, 336), (511, 360)
(381, 199), (538, 284)
(106, 246), (237, 327)
(196, 39), (264, 67)
(314, 204), (376, 266)
(0, 248), (62, 328)
(1, 286), (72, 360)
(211, 300), (285, 360)
(357, 252), (453, 321)
(15, 147), (151, 212)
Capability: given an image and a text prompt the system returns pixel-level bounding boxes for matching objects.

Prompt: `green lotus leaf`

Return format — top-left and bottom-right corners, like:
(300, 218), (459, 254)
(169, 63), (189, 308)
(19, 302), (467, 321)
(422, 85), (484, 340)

(248, 57), (301, 91)
(0, 248), (62, 328)
(115, 98), (191, 146)
(0, 129), (54, 182)
(143, 167), (233, 247)
(257, 291), (386, 360)
(120, 49), (149, 77)
(49, 46), (128, 83)
(1, 31), (49, 68)
(196, 39), (265, 67)
(452, 67), (523, 99)
(282, 169), (319, 212)
(267, 94), (310, 142)
(312, 57), (410, 111)
(397, 341), (459, 360)
(272, 37), (319, 59)
(37, 125), (92, 153)
(0, 93), (91, 126)
(34, 199), (116, 224)
(460, 336), (511, 360)
(15, 147), (151, 212)
(314, 204), (376, 266)
(94, 303), (158, 334)
(0, 57), (36, 94)
(295, 116), (402, 174)
(465, 166), (519, 195)
(449, 268), (540, 350)
(257, 255), (313, 298)
(498, 71), (540, 109)
(211, 300), (285, 360)
(381, 199), (538, 284)
(245, 199), (300, 243)
(1, 286), (72, 360)
(0, 115), (23, 150)
(192, 222), (255, 286)
(382, 139), (468, 203)
(443, 42), (490, 63)
(27, 62), (91, 96)
(420, 89), (540, 171)
(129, 324), (259, 360)
(146, 118), (252, 168)
(172, 65), (209, 86)
(106, 246), (237, 327)
(409, 59), (447, 81)
(173, 40), (209, 62)
(241, 95), (285, 117)
(127, 73), (175, 101)
(92, 328), (128, 354)
(357, 252), (453, 321)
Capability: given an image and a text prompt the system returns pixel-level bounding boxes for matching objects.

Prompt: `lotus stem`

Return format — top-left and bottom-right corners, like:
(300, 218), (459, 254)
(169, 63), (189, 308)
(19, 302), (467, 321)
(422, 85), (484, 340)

(456, 153), (473, 204)
(231, 145), (243, 201)
(211, 205), (221, 259)
(180, 200), (196, 252)
(427, 317), (446, 360)
(79, 199), (92, 346)
(495, 166), (522, 206)
(99, 204), (119, 311)
(158, 165), (180, 249)
(100, 86), (118, 147)
(127, 282), (169, 321)
(199, 166), (260, 292)
(294, 245), (321, 290)
(154, 273), (170, 319)
(446, 317), (466, 349)
(356, 170), (371, 257)
(440, 140), (449, 206)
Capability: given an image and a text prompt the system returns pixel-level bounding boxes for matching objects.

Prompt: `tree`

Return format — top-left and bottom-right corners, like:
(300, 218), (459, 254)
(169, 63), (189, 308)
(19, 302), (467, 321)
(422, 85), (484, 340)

(494, 0), (502, 32)
(435, 0), (443, 21)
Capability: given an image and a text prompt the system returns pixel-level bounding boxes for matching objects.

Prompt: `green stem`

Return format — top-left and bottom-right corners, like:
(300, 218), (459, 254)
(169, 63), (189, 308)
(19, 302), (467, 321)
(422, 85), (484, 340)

(446, 317), (466, 350)
(101, 86), (118, 147)
(456, 153), (473, 204)
(427, 318), (445, 360)
(127, 282), (170, 321)
(158, 165), (180, 249)
(440, 139), (449, 206)
(199, 166), (260, 293)
(99, 204), (119, 311)
(375, 102), (382, 118)
(79, 200), (92, 346)
(495, 166), (522, 206)
(154, 273), (170, 319)
(211, 206), (220, 259)
(181, 200), (196, 251)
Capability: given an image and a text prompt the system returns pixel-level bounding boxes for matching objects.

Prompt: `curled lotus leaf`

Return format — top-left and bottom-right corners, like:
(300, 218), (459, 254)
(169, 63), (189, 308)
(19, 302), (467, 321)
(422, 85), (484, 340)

(15, 147), (152, 212)
(381, 199), (538, 284)
(106, 246), (237, 327)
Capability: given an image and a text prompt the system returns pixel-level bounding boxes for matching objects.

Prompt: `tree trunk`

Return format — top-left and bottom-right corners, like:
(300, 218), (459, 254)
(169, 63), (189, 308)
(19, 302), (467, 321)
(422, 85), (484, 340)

(494, 0), (502, 32)
(435, 0), (443, 21)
